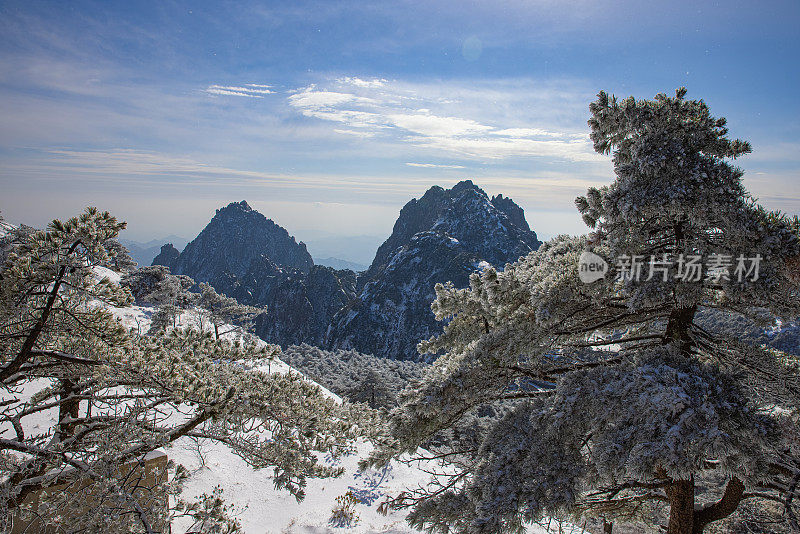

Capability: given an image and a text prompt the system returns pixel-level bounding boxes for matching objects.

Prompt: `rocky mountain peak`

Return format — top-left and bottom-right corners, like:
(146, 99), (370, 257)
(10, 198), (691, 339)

(491, 194), (530, 232)
(167, 201), (314, 298)
(449, 178), (480, 194)
(362, 180), (538, 286)
(332, 181), (541, 360)
(151, 243), (180, 269)
(217, 200), (252, 214)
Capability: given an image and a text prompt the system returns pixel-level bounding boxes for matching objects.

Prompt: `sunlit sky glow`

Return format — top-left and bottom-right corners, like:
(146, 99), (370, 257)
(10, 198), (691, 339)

(1, 1), (798, 260)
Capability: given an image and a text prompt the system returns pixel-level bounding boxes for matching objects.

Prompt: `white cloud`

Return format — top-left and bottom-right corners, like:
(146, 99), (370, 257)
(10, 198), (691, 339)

(303, 109), (382, 128)
(337, 76), (388, 88)
(334, 129), (375, 138)
(283, 77), (601, 163)
(406, 162), (466, 169)
(388, 113), (493, 137)
(288, 86), (376, 109)
(412, 135), (605, 162)
(491, 127), (584, 139)
(206, 88), (261, 98)
(206, 84), (274, 97)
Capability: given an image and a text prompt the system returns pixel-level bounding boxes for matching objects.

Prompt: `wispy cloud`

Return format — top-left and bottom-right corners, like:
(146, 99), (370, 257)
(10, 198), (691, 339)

(8, 148), (437, 196)
(491, 127), (586, 140)
(411, 135), (602, 161)
(283, 77), (603, 163)
(337, 76), (388, 88)
(288, 85), (376, 108)
(388, 113), (493, 137)
(406, 162), (466, 169)
(206, 84), (274, 98)
(334, 128), (375, 138)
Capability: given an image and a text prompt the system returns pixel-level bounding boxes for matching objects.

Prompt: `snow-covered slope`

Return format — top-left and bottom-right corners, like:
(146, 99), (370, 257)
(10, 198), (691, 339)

(91, 270), (422, 531)
(6, 267), (571, 533)
(0, 220), (15, 238)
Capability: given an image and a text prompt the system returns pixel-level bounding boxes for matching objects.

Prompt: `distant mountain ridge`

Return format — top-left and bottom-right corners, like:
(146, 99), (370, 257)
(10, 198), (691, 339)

(304, 235), (384, 267)
(314, 257), (368, 271)
(330, 180), (541, 359)
(161, 200), (314, 299)
(159, 183), (540, 360)
(119, 235), (189, 267)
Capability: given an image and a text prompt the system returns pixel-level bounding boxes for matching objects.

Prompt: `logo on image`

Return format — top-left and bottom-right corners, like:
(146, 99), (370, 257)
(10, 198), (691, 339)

(578, 251), (608, 284)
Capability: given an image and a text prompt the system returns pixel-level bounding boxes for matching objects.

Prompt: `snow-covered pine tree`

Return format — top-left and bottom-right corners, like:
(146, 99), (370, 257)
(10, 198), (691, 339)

(366, 89), (800, 534)
(349, 368), (393, 409)
(197, 282), (266, 340)
(0, 208), (373, 531)
(121, 265), (175, 304)
(103, 238), (138, 272)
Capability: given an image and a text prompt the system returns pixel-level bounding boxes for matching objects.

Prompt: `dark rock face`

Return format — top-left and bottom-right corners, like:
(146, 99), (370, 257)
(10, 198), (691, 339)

(169, 201), (313, 299)
(226, 258), (358, 350)
(162, 201), (354, 348)
(491, 194), (530, 232)
(329, 231), (481, 360)
(256, 266), (357, 347)
(151, 243), (180, 269)
(170, 186), (539, 361)
(329, 180), (541, 360)
(229, 254), (296, 305)
(360, 184), (452, 289)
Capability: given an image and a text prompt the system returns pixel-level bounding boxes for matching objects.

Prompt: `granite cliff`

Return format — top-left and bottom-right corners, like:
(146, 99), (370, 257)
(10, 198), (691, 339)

(161, 184), (540, 360)
(330, 180), (541, 359)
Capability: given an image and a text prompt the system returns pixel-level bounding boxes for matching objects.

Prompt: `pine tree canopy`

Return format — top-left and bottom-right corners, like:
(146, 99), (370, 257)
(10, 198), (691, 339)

(366, 89), (800, 534)
(0, 208), (375, 532)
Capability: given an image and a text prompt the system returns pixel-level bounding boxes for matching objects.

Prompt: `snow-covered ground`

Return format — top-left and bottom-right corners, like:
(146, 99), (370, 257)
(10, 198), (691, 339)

(4, 267), (578, 533)
(171, 438), (433, 533)
(98, 274), (432, 532)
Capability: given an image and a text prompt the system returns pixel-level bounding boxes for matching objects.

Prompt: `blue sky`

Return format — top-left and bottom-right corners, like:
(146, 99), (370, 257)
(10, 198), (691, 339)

(1, 1), (798, 259)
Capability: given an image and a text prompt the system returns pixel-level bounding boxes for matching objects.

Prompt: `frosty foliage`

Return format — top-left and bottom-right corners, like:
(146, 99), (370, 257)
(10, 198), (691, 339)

(282, 343), (426, 409)
(121, 265), (265, 339)
(0, 208), (374, 531)
(171, 484), (242, 534)
(367, 89), (800, 534)
(121, 264), (178, 304)
(196, 282), (266, 340)
(0, 220), (36, 270)
(104, 238), (138, 272)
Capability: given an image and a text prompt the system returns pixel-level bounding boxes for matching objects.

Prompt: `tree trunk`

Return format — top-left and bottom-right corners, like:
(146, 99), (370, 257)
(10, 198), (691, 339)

(667, 478), (695, 534)
(603, 520), (613, 533)
(692, 477), (745, 534)
(664, 305), (697, 355)
(214, 323), (219, 340)
(56, 378), (80, 442)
